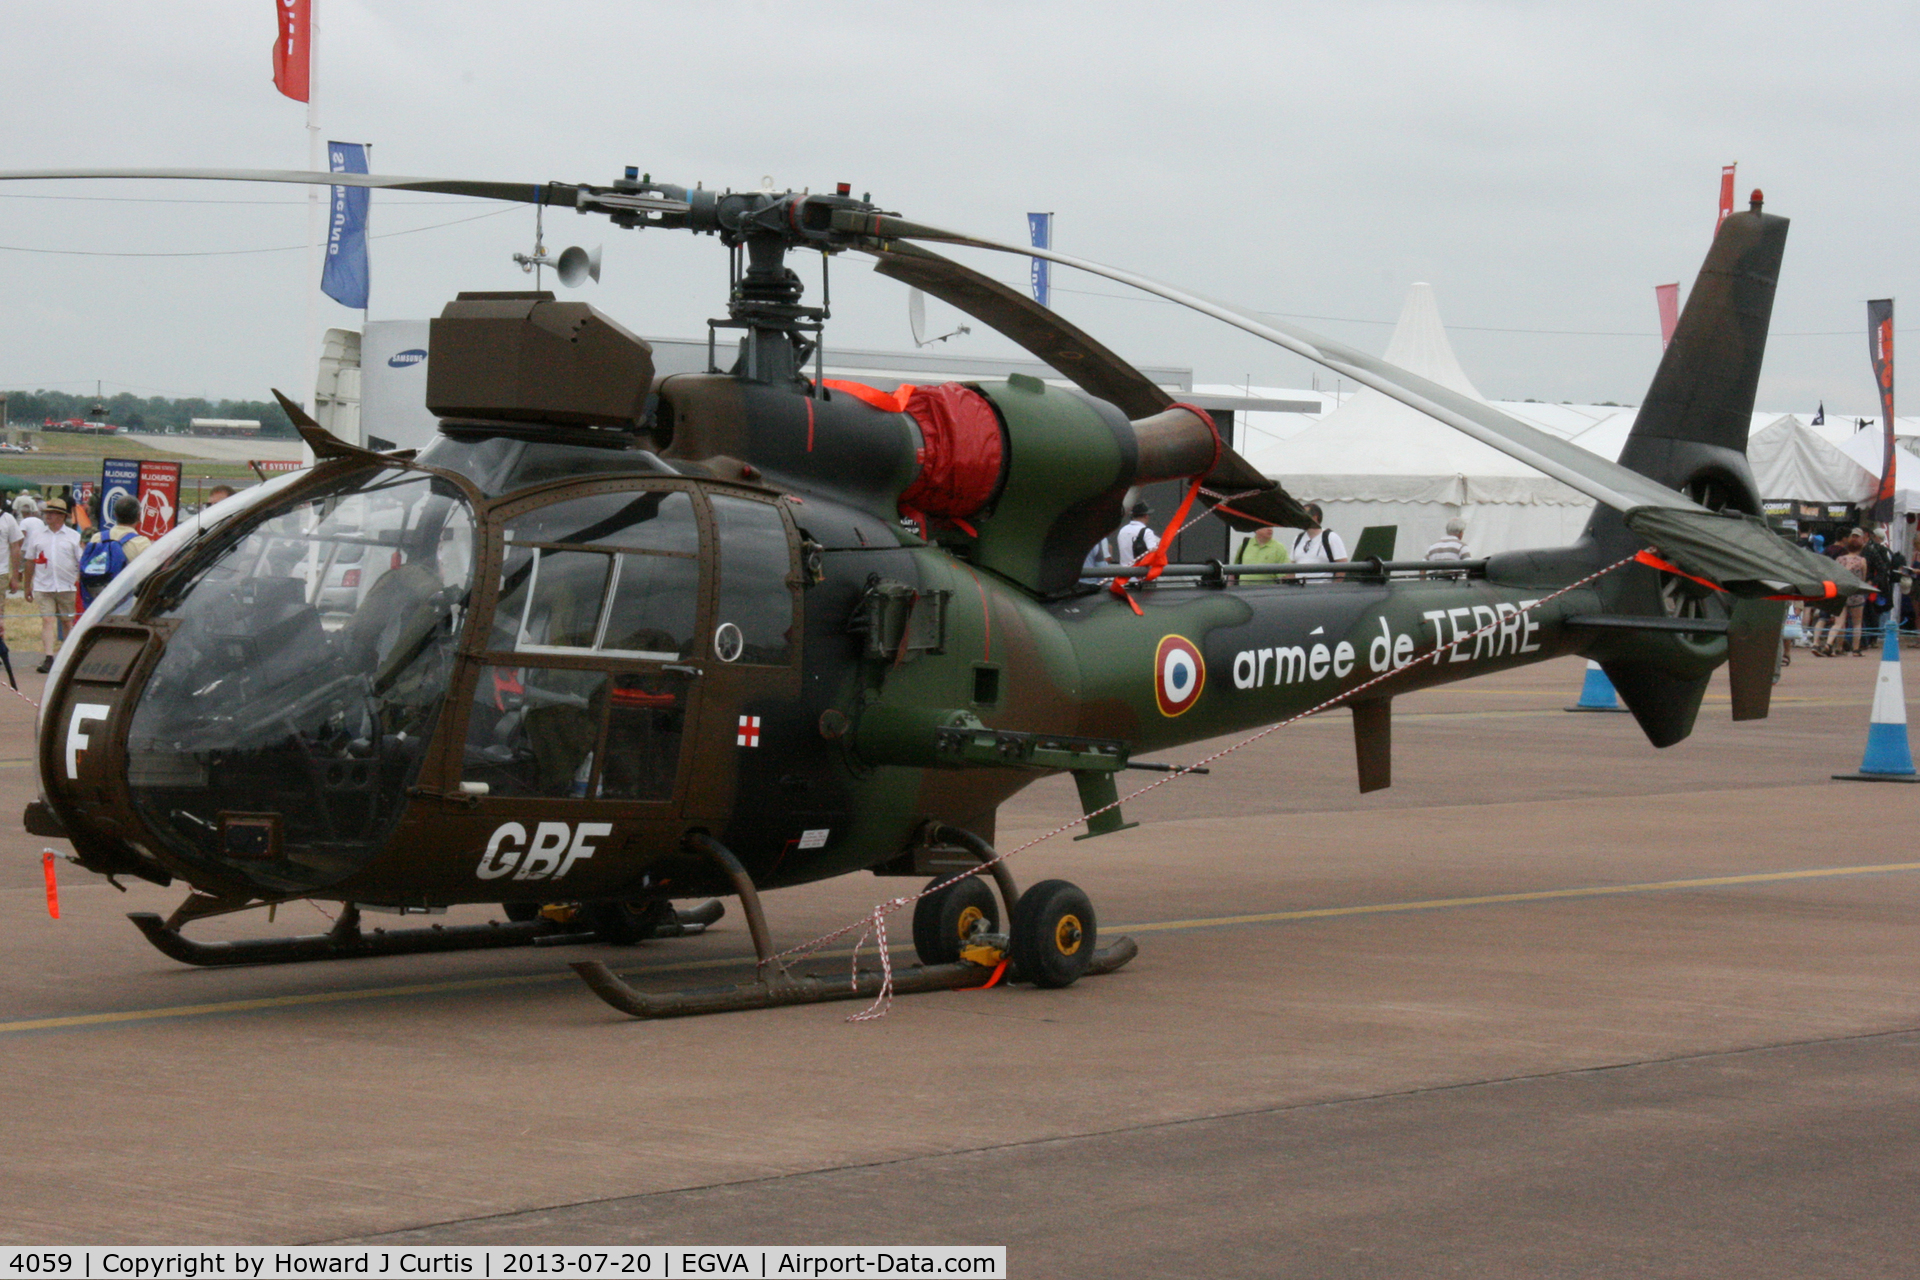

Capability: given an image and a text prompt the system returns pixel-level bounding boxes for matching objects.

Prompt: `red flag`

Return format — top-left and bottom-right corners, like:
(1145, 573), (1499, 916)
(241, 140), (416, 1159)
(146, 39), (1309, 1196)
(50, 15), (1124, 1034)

(1868, 299), (1896, 524)
(1655, 283), (1680, 349)
(273, 0), (310, 102)
(1716, 164), (1736, 232)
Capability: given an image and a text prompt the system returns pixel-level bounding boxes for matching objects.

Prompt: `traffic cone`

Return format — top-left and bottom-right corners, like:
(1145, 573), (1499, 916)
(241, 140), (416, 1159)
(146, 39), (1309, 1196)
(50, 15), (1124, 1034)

(1566, 660), (1630, 713)
(1832, 624), (1919, 782)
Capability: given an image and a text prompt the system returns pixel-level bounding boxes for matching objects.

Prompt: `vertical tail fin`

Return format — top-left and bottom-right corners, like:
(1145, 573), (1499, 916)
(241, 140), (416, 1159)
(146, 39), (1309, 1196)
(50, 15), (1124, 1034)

(1614, 199), (1790, 504)
(1584, 198), (1791, 750)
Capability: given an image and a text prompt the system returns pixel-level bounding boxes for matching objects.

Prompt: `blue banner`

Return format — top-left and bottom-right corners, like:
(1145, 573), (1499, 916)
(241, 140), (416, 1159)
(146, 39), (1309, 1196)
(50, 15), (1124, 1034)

(1028, 212), (1051, 309)
(322, 141), (370, 310)
(99, 458), (139, 527)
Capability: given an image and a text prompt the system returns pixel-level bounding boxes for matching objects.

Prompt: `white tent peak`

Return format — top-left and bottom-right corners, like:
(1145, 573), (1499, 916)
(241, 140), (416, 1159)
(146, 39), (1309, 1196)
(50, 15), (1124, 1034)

(1381, 282), (1482, 401)
(1260, 281), (1592, 558)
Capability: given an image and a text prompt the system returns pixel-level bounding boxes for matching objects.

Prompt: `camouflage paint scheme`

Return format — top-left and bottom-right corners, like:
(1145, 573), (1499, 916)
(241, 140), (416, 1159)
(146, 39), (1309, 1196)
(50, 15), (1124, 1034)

(31, 206), (1791, 920)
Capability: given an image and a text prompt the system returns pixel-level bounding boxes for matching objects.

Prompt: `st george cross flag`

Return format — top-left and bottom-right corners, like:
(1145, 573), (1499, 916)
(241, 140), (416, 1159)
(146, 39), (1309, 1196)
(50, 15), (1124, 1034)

(272, 0), (311, 102)
(322, 141), (371, 310)
(1028, 212), (1052, 310)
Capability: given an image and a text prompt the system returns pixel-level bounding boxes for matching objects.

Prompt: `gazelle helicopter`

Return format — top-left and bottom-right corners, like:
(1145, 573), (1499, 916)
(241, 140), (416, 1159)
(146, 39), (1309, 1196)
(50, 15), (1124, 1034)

(9, 164), (1859, 1018)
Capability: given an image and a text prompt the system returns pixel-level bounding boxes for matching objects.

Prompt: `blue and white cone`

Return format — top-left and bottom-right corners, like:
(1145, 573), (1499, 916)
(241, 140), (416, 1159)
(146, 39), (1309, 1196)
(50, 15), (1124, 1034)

(1566, 660), (1629, 713)
(1833, 624), (1919, 782)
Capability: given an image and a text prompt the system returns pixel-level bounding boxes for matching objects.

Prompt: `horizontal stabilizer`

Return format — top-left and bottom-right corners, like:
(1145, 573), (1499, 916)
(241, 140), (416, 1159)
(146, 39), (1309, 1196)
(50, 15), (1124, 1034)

(1623, 507), (1868, 601)
(1567, 614), (1729, 636)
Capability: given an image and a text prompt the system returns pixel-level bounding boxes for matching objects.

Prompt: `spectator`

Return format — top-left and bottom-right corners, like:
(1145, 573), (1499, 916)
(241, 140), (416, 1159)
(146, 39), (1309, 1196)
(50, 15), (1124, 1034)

(1235, 525), (1290, 568)
(0, 496), (18, 596)
(1079, 539), (1112, 587)
(206, 484), (235, 505)
(1117, 501), (1158, 565)
(1289, 504), (1347, 584)
(1426, 517), (1470, 561)
(13, 494), (43, 595)
(1862, 527), (1895, 640)
(23, 498), (81, 673)
(78, 495), (151, 611)
(1823, 539), (1872, 655)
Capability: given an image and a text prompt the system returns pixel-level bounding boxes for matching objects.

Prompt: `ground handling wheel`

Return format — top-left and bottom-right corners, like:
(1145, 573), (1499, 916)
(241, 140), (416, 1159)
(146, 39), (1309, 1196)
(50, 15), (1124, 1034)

(584, 900), (682, 945)
(1008, 879), (1096, 988)
(911, 874), (1000, 965)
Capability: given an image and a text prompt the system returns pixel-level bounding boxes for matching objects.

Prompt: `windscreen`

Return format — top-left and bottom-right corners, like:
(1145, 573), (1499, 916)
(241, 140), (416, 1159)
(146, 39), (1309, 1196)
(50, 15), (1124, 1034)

(125, 468), (474, 894)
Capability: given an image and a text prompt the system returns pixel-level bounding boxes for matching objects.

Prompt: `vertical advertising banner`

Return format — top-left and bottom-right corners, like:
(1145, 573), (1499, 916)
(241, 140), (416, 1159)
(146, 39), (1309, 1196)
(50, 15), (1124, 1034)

(1716, 163), (1736, 232)
(1868, 298), (1896, 524)
(1028, 212), (1052, 310)
(1654, 283), (1680, 349)
(323, 141), (371, 310)
(100, 458), (139, 527)
(136, 460), (182, 540)
(272, 0), (311, 102)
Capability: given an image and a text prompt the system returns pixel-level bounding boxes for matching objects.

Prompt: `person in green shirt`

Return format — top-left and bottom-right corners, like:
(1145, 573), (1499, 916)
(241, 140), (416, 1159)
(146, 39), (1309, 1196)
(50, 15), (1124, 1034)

(1235, 525), (1290, 566)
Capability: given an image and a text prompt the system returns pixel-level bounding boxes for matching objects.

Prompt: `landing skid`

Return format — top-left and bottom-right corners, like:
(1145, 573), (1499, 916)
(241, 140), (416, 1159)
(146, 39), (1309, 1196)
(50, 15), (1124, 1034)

(572, 829), (1138, 1019)
(574, 936), (1139, 1019)
(128, 899), (725, 968)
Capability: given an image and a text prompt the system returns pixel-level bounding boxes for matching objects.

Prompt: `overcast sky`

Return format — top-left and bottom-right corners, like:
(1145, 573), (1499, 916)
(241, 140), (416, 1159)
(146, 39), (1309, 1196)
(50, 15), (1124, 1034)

(1, 1), (1913, 417)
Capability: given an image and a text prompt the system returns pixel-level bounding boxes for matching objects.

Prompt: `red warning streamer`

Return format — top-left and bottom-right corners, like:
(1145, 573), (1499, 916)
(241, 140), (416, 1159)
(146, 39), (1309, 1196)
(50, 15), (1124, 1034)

(1110, 475), (1208, 615)
(42, 849), (59, 919)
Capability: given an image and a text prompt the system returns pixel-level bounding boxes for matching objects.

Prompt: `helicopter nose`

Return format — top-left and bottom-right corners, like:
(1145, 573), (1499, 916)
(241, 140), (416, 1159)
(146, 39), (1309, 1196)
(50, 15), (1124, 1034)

(34, 626), (163, 882)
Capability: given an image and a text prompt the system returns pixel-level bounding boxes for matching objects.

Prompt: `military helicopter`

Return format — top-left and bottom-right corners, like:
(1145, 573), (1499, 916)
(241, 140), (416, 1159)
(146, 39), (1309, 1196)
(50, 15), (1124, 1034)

(8, 165), (1859, 1018)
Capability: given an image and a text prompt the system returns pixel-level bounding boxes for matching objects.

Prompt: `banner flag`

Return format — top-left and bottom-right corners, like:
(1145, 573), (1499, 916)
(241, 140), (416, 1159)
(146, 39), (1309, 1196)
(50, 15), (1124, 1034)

(100, 458), (139, 527)
(1813, 402), (1825, 425)
(1868, 299), (1896, 524)
(322, 141), (371, 310)
(1654, 283), (1680, 349)
(272, 0), (311, 103)
(136, 460), (182, 540)
(1028, 212), (1052, 309)
(1716, 163), (1736, 232)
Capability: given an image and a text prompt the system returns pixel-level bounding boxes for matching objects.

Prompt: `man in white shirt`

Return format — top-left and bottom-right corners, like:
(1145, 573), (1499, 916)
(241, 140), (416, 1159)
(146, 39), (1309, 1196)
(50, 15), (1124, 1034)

(1289, 504), (1347, 583)
(12, 495), (42, 593)
(0, 499), (19, 594)
(25, 497), (82, 672)
(1116, 500), (1159, 565)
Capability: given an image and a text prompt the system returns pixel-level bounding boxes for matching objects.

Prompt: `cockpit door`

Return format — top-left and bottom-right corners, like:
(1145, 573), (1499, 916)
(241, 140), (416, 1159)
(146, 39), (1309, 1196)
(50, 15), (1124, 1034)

(446, 481), (710, 897)
(676, 492), (804, 834)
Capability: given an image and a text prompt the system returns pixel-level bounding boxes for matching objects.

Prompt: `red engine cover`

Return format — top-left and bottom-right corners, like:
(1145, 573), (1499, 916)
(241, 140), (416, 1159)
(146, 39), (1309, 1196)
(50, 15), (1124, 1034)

(896, 383), (1005, 527)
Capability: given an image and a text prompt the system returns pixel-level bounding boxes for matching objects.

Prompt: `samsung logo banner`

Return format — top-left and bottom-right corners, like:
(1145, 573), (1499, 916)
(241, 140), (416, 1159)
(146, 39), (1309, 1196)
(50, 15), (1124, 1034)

(388, 349), (428, 368)
(321, 140), (370, 311)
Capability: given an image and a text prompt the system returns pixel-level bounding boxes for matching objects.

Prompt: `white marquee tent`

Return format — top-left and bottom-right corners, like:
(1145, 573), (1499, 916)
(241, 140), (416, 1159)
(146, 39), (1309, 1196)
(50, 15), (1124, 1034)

(1835, 423), (1920, 520)
(1255, 284), (1594, 557)
(1747, 413), (1877, 505)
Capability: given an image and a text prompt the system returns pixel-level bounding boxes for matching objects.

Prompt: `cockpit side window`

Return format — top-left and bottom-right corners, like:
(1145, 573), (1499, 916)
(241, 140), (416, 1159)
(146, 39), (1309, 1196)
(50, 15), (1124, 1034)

(709, 495), (796, 665)
(496, 490), (700, 660)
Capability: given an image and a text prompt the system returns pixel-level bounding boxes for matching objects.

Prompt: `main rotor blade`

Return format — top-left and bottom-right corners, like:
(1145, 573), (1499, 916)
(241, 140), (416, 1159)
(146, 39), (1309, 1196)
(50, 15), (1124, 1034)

(858, 238), (1307, 529)
(861, 239), (1173, 419)
(0, 167), (582, 205)
(836, 211), (1696, 517)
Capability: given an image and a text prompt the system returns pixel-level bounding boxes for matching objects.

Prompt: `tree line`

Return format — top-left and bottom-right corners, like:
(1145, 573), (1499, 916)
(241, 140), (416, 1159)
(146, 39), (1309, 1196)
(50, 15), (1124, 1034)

(0, 389), (296, 437)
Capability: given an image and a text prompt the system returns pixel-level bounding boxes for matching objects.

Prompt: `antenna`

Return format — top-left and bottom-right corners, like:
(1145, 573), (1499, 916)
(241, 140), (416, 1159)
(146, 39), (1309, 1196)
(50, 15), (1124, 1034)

(907, 287), (971, 348)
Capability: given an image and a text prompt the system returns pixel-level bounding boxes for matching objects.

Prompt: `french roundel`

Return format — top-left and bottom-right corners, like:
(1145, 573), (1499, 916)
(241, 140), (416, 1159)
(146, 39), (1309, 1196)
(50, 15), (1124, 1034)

(1155, 634), (1205, 717)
